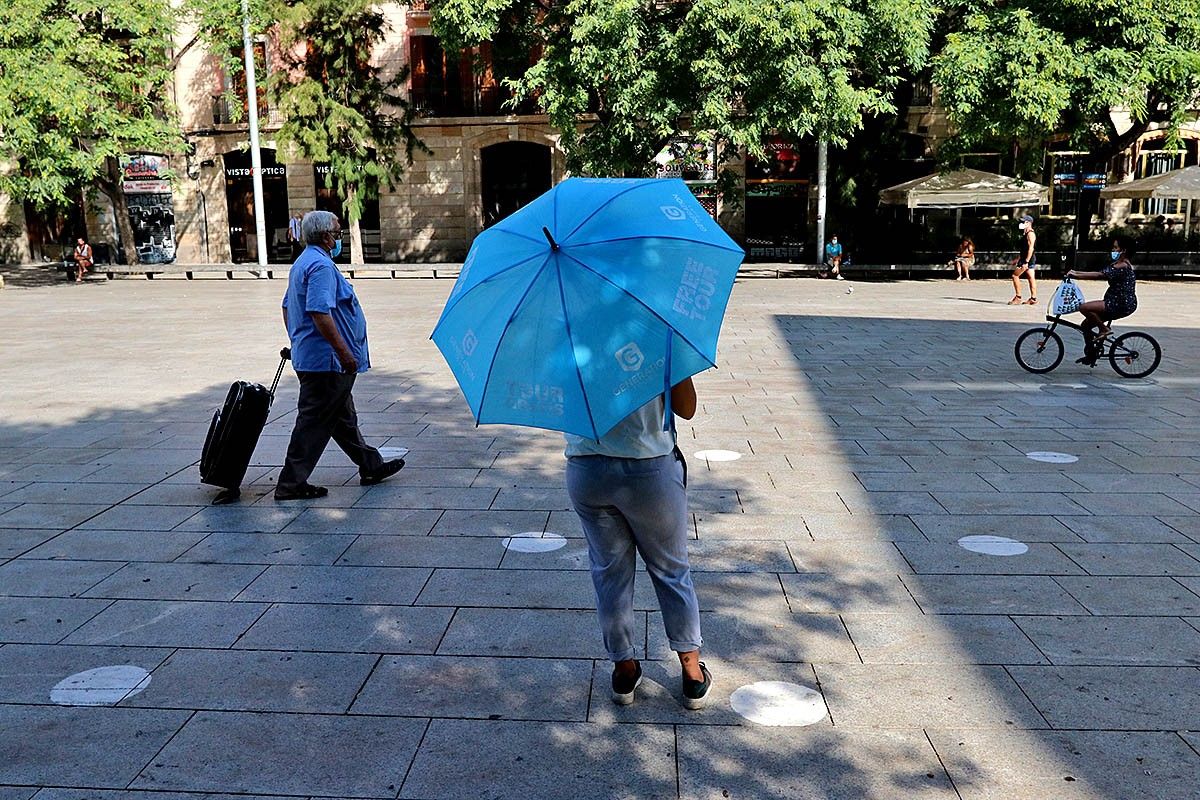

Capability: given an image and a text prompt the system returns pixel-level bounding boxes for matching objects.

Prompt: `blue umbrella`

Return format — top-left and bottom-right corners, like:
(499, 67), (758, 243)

(431, 177), (744, 438)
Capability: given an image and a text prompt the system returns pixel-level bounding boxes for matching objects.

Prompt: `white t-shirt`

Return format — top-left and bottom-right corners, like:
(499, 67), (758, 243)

(563, 396), (676, 459)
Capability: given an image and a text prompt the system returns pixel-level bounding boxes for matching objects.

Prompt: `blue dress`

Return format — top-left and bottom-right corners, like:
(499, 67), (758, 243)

(1101, 262), (1137, 320)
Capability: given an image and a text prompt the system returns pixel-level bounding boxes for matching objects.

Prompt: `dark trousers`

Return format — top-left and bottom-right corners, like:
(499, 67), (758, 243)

(278, 371), (383, 489)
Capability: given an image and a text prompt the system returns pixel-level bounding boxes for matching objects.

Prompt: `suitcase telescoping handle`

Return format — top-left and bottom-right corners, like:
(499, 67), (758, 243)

(269, 348), (291, 399)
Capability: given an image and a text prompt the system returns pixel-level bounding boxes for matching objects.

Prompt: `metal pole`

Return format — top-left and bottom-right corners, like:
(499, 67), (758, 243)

(816, 140), (827, 265)
(242, 0), (268, 268)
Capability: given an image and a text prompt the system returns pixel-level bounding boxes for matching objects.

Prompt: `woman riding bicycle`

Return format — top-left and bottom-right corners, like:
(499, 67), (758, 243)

(1066, 236), (1137, 365)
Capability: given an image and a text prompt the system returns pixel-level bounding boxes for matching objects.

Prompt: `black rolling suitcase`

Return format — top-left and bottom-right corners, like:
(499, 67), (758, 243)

(200, 348), (290, 504)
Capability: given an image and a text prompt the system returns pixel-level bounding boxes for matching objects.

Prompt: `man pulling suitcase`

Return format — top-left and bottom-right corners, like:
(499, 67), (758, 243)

(275, 210), (404, 500)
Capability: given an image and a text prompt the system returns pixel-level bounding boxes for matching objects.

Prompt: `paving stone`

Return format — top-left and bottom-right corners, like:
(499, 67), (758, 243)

(62, 600), (267, 648)
(685, 539), (795, 572)
(0, 788), (35, 800)
(438, 608), (623, 659)
(0, 529), (61, 561)
(976, 472), (1091, 493)
(588, 657), (827, 727)
(787, 541), (912, 573)
(21, 529), (206, 562)
(429, 509), (550, 536)
(649, 610), (860, 663)
(235, 564), (431, 605)
(692, 512), (806, 540)
(0, 705), (189, 787)
(127, 648), (376, 712)
(911, 514), (1080, 543)
(544, 509), (586, 537)
(0, 643), (173, 704)
(856, 472), (996, 493)
(498, 537), (592, 569)
(134, 711), (426, 797)
(931, 492), (1090, 516)
(781, 572), (920, 613)
(337, 534), (503, 568)
(0, 483), (141, 505)
(0, 504), (109, 529)
(280, 507), (441, 535)
(1056, 514), (1193, 543)
(352, 486), (499, 510)
(896, 542), (1085, 575)
(904, 575), (1088, 615)
(1013, 615), (1200, 666)
(1055, 542), (1200, 576)
(843, 613), (1047, 665)
(1055, 576), (1200, 615)
(0, 597), (112, 644)
(351, 654), (592, 720)
(1066, 492), (1198, 517)
(930, 728), (1200, 800)
(176, 532), (355, 565)
(234, 603), (453, 653)
(83, 562), (265, 601)
(0, 559), (124, 598)
(841, 491), (948, 516)
(678, 726), (957, 799)
(400, 719), (676, 800)
(174, 506), (303, 532)
(416, 568), (601, 609)
(76, 504), (204, 531)
(1067, 473), (1200, 494)
(816, 663), (1047, 728)
(802, 513), (927, 541)
(1008, 665), (1200, 729)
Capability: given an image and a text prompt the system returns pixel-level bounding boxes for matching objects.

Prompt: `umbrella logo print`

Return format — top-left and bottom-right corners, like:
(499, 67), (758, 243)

(615, 342), (645, 372)
(660, 205), (686, 221)
(461, 330), (479, 357)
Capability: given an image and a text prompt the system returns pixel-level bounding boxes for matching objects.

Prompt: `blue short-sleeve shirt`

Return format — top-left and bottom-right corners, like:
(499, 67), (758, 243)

(282, 245), (371, 373)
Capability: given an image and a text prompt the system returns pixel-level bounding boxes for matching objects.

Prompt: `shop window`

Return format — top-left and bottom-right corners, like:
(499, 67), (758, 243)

(1134, 149), (1184, 215)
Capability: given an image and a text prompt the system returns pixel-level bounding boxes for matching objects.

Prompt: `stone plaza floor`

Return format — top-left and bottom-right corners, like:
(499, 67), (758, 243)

(1, 274), (1199, 799)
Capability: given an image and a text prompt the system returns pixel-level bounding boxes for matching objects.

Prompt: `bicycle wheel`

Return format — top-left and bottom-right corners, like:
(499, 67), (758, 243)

(1109, 331), (1161, 378)
(1015, 327), (1064, 373)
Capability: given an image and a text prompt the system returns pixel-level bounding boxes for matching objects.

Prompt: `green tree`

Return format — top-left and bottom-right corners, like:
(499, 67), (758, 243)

(932, 0), (1200, 245)
(431, 0), (934, 187)
(0, 0), (182, 264)
(270, 0), (425, 264)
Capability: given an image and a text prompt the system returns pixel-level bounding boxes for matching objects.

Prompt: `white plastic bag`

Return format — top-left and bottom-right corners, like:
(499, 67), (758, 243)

(1050, 279), (1085, 316)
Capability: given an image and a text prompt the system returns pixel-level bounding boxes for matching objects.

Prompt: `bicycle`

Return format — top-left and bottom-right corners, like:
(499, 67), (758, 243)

(1014, 314), (1161, 378)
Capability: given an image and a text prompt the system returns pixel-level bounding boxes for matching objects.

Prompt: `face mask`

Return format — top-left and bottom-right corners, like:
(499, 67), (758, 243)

(1110, 250), (1121, 262)
(330, 237), (342, 258)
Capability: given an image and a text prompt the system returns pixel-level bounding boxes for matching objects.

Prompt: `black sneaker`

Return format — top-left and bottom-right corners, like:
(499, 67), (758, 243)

(682, 663), (712, 710)
(610, 661), (642, 706)
(273, 483), (328, 501)
(360, 458), (405, 486)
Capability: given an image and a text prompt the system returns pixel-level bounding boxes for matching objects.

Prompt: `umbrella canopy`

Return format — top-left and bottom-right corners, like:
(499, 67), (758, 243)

(879, 168), (1050, 209)
(431, 177), (744, 439)
(1099, 166), (1200, 200)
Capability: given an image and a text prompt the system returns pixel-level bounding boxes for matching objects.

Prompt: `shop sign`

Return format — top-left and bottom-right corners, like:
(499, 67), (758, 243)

(121, 154), (171, 194)
(747, 137), (804, 181)
(1082, 173), (1106, 190)
(226, 166), (287, 178)
(653, 136), (717, 181)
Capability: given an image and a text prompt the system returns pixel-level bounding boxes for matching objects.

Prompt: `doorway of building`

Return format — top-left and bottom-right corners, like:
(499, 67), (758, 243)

(314, 164), (382, 263)
(480, 141), (552, 228)
(223, 148), (290, 263)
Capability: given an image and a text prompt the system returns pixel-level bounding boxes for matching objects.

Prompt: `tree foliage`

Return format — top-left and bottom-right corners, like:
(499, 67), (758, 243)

(269, 0), (424, 230)
(431, 0), (935, 179)
(0, 0), (182, 261)
(932, 0), (1200, 172)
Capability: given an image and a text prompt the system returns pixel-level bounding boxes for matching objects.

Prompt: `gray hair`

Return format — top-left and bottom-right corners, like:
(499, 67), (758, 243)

(301, 210), (340, 244)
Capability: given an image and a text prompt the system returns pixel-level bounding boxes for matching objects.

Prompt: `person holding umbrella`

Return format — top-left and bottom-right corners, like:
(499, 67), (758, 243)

(564, 378), (710, 708)
(432, 177), (744, 710)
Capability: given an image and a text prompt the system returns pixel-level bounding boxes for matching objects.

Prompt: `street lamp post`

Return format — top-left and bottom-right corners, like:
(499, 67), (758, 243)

(242, 0), (268, 269)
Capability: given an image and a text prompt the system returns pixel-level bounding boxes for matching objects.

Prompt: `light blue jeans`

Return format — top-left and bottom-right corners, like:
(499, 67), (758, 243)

(566, 453), (702, 661)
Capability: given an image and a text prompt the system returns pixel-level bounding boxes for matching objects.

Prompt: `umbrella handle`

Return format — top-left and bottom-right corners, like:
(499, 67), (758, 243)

(542, 227), (560, 252)
(662, 333), (674, 433)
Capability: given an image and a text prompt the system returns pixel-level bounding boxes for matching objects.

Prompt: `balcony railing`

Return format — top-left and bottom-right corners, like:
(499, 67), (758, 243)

(411, 84), (539, 117)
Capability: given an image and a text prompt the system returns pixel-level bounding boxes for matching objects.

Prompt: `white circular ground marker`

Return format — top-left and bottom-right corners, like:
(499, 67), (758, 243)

(378, 446), (410, 460)
(694, 450), (742, 462)
(730, 681), (827, 727)
(501, 531), (568, 553)
(1026, 451), (1079, 464)
(957, 535), (1029, 556)
(50, 666), (151, 706)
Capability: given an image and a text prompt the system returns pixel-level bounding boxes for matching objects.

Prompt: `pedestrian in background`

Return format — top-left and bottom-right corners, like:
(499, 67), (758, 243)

(1008, 214), (1038, 305)
(822, 234), (845, 280)
(288, 213), (304, 261)
(72, 237), (93, 283)
(952, 236), (974, 281)
(275, 210), (404, 500)
(565, 379), (712, 710)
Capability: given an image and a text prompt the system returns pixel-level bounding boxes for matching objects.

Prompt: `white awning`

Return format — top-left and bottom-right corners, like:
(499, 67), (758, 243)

(879, 168), (1050, 209)
(1098, 166), (1200, 200)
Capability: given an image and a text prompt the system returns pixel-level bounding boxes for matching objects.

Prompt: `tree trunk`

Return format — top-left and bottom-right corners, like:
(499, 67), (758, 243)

(100, 156), (140, 266)
(347, 183), (365, 266)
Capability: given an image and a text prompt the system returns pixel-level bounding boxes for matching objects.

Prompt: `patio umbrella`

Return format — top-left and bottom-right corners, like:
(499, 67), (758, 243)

(431, 177), (744, 438)
(879, 169), (1050, 209)
(1099, 166), (1200, 237)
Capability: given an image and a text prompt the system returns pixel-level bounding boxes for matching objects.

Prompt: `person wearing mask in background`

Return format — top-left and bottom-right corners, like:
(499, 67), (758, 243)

(1066, 236), (1138, 366)
(73, 237), (93, 283)
(1008, 214), (1038, 305)
(952, 236), (975, 281)
(275, 210), (404, 500)
(822, 234), (845, 280)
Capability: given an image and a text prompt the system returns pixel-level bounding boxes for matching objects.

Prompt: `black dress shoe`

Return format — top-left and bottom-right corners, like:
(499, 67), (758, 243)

(274, 483), (329, 501)
(360, 458), (405, 486)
